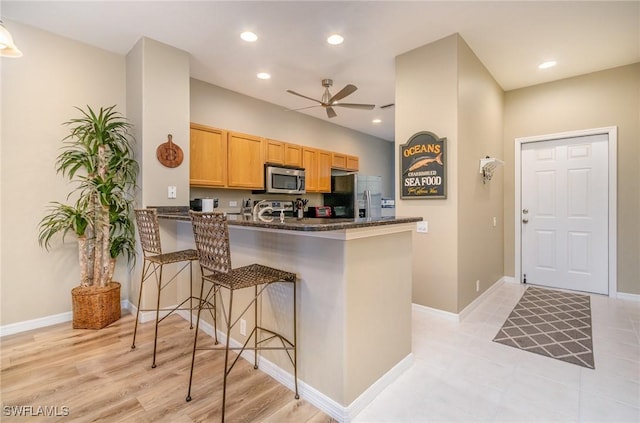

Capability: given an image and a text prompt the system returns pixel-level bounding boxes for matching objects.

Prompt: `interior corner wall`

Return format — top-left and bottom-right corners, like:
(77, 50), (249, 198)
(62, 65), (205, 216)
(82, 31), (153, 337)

(504, 63), (640, 295)
(1, 21), (127, 325)
(456, 37), (505, 310)
(395, 34), (460, 313)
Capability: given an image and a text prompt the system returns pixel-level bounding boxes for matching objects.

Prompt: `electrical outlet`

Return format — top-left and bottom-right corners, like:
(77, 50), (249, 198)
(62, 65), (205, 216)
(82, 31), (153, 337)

(476, 280), (480, 292)
(416, 221), (428, 233)
(229, 201), (238, 207)
(240, 318), (247, 336)
(167, 186), (177, 199)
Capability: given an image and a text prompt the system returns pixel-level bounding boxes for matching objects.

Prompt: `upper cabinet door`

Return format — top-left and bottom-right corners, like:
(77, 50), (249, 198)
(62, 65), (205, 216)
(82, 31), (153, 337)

(331, 153), (347, 169)
(265, 138), (285, 165)
(346, 155), (359, 171)
(284, 143), (303, 167)
(228, 131), (265, 189)
(302, 147), (318, 192)
(190, 124), (228, 187)
(317, 149), (332, 193)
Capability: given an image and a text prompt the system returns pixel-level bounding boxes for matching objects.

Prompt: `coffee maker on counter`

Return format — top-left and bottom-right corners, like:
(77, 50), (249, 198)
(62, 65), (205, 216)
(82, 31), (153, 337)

(189, 198), (218, 212)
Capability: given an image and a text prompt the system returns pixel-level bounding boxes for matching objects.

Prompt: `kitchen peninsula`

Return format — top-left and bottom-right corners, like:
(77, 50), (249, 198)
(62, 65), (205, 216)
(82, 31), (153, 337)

(156, 208), (421, 421)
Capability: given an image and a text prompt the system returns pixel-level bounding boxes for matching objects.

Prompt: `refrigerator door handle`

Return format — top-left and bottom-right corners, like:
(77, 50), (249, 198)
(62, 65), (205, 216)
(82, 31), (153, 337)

(364, 189), (371, 218)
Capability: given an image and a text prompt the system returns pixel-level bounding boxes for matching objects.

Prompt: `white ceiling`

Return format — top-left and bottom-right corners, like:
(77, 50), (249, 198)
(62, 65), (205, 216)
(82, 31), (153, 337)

(3, 1), (639, 141)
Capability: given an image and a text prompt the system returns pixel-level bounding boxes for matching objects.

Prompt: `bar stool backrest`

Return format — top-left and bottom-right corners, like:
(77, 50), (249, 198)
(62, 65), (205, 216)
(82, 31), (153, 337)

(189, 211), (232, 275)
(135, 209), (163, 256)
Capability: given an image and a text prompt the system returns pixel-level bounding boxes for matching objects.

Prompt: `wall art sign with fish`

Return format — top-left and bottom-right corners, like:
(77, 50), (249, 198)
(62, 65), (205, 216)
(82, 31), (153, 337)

(400, 131), (446, 199)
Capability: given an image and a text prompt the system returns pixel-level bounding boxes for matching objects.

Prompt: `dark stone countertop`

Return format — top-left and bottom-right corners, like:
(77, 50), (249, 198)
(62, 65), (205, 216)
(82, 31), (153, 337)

(151, 206), (422, 232)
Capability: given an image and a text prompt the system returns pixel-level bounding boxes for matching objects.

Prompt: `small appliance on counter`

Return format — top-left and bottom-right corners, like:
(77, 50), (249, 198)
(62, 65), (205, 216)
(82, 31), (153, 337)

(381, 198), (395, 217)
(190, 198), (219, 212)
(307, 206), (332, 218)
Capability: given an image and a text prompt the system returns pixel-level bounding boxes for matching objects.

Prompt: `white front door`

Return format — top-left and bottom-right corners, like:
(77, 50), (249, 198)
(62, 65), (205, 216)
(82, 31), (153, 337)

(521, 134), (609, 294)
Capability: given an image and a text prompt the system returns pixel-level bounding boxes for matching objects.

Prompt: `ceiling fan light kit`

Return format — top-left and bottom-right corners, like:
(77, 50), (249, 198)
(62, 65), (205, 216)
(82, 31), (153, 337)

(286, 78), (375, 118)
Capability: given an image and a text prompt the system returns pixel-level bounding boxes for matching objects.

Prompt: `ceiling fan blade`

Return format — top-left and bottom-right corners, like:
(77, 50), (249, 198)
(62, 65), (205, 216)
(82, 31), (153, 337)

(285, 104), (322, 112)
(333, 103), (376, 110)
(286, 90), (323, 104)
(329, 84), (357, 104)
(326, 107), (337, 118)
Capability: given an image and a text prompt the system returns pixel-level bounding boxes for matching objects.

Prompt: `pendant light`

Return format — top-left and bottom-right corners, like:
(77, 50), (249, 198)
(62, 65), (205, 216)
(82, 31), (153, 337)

(0, 21), (23, 58)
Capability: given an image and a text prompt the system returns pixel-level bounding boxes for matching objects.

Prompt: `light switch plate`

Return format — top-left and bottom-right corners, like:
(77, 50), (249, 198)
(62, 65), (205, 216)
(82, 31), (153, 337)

(417, 221), (428, 233)
(167, 186), (177, 199)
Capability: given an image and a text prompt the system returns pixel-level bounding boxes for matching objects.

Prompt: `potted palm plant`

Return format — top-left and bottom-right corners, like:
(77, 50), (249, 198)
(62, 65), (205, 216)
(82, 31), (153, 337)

(38, 105), (139, 329)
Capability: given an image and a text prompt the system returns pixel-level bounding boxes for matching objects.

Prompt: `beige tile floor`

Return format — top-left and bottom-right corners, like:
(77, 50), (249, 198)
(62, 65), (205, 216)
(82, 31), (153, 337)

(353, 282), (640, 422)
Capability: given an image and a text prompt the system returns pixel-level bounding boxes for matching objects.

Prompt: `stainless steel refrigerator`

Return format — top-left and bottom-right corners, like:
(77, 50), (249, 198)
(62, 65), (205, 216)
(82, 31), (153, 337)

(323, 174), (382, 218)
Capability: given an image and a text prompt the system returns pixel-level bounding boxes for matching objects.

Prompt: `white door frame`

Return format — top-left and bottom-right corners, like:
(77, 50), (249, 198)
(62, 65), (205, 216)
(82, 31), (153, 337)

(514, 126), (617, 296)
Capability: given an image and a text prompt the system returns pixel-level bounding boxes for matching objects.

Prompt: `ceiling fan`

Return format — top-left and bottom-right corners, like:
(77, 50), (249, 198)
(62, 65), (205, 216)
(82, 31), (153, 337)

(286, 79), (375, 118)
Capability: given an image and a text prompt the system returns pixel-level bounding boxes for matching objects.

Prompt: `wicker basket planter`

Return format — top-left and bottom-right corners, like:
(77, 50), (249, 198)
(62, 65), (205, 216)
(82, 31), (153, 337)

(71, 282), (121, 329)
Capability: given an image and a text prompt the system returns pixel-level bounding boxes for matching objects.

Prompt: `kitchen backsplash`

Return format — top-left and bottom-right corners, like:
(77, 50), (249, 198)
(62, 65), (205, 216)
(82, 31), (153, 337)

(189, 187), (324, 213)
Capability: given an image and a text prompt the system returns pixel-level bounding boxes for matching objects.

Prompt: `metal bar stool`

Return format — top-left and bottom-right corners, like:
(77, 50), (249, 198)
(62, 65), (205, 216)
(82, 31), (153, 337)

(186, 211), (298, 422)
(131, 208), (213, 368)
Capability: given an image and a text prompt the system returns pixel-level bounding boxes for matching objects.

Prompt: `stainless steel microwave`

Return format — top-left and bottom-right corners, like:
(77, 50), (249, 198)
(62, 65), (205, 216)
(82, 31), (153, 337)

(264, 165), (306, 195)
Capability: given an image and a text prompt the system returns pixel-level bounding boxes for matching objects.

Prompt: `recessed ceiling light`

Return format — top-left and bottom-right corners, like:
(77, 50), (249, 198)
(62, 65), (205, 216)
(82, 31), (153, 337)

(327, 34), (344, 45)
(372, 119), (382, 124)
(241, 31), (258, 42)
(538, 60), (557, 69)
(257, 72), (271, 80)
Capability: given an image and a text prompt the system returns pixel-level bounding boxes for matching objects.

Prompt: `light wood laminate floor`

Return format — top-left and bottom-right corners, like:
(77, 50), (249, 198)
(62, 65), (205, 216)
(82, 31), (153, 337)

(1, 313), (335, 422)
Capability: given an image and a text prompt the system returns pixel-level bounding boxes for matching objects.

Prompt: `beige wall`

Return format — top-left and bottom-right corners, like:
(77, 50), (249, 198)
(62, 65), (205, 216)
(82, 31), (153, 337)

(0, 21), (128, 325)
(395, 34), (460, 313)
(503, 63), (640, 295)
(457, 39), (505, 310)
(396, 34), (505, 313)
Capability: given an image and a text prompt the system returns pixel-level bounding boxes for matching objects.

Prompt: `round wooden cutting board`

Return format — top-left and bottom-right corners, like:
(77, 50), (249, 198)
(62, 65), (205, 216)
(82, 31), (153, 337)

(156, 134), (183, 168)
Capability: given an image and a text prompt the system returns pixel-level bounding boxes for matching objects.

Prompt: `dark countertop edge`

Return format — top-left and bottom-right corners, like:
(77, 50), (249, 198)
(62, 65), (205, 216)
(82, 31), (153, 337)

(153, 208), (422, 232)
(226, 216), (422, 231)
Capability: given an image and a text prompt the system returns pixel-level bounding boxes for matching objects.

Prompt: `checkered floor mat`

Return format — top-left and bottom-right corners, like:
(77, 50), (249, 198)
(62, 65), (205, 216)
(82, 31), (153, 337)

(493, 286), (594, 369)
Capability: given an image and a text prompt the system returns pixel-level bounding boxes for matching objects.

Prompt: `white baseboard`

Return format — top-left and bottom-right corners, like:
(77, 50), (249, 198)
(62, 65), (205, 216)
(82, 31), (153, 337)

(458, 277), (507, 321)
(0, 299), (130, 337)
(412, 302), (459, 321)
(344, 353), (413, 421)
(503, 276), (517, 284)
(412, 276), (514, 322)
(616, 292), (640, 302)
(174, 309), (412, 422)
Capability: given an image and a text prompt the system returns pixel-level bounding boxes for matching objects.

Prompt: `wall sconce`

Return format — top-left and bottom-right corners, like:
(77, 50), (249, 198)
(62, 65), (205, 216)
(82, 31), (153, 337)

(479, 156), (504, 184)
(0, 21), (23, 58)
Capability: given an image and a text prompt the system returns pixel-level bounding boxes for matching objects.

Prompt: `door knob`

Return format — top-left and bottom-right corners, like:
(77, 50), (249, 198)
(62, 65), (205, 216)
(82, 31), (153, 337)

(522, 218), (529, 224)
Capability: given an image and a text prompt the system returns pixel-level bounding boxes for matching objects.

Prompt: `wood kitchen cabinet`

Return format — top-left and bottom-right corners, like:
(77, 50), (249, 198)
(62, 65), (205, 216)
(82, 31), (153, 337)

(346, 155), (359, 171)
(190, 122), (356, 191)
(265, 139), (303, 168)
(317, 149), (332, 192)
(284, 143), (303, 167)
(331, 152), (347, 169)
(331, 152), (359, 172)
(302, 147), (318, 192)
(303, 147), (331, 193)
(265, 139), (285, 165)
(228, 131), (265, 189)
(190, 124), (227, 187)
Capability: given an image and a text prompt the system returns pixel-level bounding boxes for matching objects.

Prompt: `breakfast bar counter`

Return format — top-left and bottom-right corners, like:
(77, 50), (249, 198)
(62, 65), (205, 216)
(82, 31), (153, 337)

(155, 207), (420, 422)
